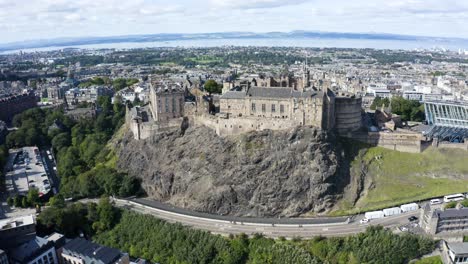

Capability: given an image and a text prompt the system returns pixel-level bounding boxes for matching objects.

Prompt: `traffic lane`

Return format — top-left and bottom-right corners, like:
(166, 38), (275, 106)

(127, 206), (366, 237)
(132, 198), (349, 225)
(115, 202), (416, 238)
(40, 149), (60, 191)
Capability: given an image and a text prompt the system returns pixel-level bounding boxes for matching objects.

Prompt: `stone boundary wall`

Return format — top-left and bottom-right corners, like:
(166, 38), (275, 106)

(344, 131), (423, 153)
(126, 106), (183, 140)
(437, 141), (468, 151)
(192, 115), (304, 136)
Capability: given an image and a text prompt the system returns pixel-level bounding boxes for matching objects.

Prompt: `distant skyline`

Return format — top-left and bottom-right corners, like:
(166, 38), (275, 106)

(1, 0), (468, 44)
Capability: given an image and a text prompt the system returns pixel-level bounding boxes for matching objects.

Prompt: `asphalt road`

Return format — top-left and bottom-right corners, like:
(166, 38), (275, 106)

(40, 148), (60, 193)
(111, 198), (420, 238)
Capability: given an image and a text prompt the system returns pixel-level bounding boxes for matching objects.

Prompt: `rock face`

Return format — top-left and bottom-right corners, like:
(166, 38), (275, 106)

(116, 126), (350, 217)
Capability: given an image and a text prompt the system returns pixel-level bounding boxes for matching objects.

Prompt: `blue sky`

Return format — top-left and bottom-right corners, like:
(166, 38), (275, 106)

(1, 0), (468, 43)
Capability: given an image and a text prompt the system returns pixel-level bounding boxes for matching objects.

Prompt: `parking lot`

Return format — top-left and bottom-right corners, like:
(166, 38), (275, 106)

(5, 147), (54, 197)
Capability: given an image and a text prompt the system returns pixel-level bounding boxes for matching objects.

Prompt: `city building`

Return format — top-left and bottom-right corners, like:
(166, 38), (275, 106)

(421, 205), (468, 235)
(148, 82), (185, 123)
(8, 236), (58, 264)
(402, 91), (424, 101)
(60, 238), (129, 264)
(65, 86), (113, 107)
(424, 100), (468, 143)
(0, 250), (8, 264)
(442, 241), (468, 264)
(128, 77), (363, 139)
(0, 215), (36, 250)
(0, 92), (37, 123)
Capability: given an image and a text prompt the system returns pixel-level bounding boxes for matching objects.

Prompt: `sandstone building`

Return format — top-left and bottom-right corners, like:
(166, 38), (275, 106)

(127, 75), (364, 139)
(149, 82), (185, 122)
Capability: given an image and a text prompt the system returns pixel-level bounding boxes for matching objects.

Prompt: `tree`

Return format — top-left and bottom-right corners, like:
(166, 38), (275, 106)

(49, 194), (66, 208)
(7, 196), (13, 206)
(21, 196), (29, 208)
(204, 80), (222, 94)
(461, 199), (468, 208)
(93, 197), (117, 233)
(445, 201), (457, 209)
(13, 194), (22, 207)
(51, 133), (71, 153)
(27, 188), (40, 207)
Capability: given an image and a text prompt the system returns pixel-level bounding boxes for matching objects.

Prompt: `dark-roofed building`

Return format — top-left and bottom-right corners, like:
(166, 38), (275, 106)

(0, 249), (8, 264)
(0, 215), (36, 250)
(442, 241), (468, 264)
(421, 205), (468, 235)
(9, 236), (57, 264)
(0, 92), (37, 123)
(60, 238), (129, 264)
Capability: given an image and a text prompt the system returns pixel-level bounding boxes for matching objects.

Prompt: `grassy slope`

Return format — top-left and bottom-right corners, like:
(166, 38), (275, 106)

(334, 144), (468, 214)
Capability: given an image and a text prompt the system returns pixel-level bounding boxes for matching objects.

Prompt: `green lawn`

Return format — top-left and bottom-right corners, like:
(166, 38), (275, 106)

(333, 144), (468, 215)
(187, 56), (222, 64)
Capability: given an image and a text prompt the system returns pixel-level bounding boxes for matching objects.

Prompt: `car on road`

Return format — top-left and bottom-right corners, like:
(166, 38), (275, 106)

(360, 218), (369, 224)
(408, 216), (418, 222)
(41, 174), (47, 177)
(26, 167), (31, 170)
(430, 199), (442, 205)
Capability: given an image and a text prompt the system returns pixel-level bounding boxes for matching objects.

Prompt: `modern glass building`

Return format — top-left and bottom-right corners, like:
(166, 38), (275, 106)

(424, 100), (468, 142)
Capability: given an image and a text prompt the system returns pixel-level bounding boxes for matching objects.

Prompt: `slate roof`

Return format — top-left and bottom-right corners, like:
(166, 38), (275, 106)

(10, 236), (53, 262)
(62, 238), (123, 264)
(437, 208), (468, 219)
(221, 87), (318, 100)
(448, 242), (468, 255)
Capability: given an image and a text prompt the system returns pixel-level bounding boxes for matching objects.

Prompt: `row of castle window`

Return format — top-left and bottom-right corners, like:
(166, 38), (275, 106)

(251, 103), (285, 113)
(157, 98), (184, 113)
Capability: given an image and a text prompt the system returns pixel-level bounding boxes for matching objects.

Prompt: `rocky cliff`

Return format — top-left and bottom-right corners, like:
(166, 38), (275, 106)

(116, 126), (352, 217)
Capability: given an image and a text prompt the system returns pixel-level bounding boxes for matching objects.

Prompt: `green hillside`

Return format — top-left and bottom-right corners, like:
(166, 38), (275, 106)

(334, 142), (468, 215)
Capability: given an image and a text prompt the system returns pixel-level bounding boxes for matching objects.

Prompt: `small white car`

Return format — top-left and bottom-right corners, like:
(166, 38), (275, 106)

(430, 199), (442, 205)
(360, 218), (369, 224)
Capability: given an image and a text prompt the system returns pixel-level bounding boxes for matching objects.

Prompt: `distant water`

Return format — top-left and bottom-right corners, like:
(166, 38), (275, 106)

(3, 37), (468, 54)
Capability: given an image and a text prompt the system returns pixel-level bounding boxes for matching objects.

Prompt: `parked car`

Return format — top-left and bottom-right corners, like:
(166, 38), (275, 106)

(408, 216), (418, 222)
(360, 218), (369, 224)
(430, 199), (442, 205)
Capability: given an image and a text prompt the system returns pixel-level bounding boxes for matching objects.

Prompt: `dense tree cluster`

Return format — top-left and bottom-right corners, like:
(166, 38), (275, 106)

(38, 197), (117, 237)
(111, 78), (139, 91)
(7, 188), (40, 209)
(204, 79), (222, 94)
(306, 226), (434, 264)
(79, 76), (111, 88)
(94, 210), (320, 264)
(91, 210), (433, 264)
(370, 96), (425, 122)
(51, 48), (329, 68)
(370, 96), (391, 110)
(390, 96), (425, 122)
(5, 96), (140, 199)
(79, 77), (139, 92)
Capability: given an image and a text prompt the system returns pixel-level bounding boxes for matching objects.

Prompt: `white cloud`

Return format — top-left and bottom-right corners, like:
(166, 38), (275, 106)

(210, 0), (312, 9)
(1, 0), (468, 43)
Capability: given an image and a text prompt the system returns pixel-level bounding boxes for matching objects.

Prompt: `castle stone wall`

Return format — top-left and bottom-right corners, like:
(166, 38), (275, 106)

(345, 131), (423, 153)
(335, 96), (362, 134)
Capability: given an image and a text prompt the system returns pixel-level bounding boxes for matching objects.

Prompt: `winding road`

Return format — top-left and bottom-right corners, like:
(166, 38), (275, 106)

(110, 197), (420, 238)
